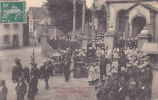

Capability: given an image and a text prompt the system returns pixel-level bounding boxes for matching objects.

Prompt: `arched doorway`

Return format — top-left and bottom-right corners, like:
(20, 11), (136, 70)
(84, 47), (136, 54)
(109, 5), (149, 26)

(132, 16), (146, 38)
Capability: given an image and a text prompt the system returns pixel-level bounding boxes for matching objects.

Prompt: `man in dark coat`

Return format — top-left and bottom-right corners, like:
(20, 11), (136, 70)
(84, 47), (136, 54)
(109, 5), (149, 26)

(118, 51), (126, 73)
(12, 57), (23, 83)
(27, 62), (39, 100)
(15, 77), (27, 100)
(118, 76), (128, 100)
(0, 80), (8, 100)
(23, 66), (30, 83)
(127, 80), (138, 100)
(64, 55), (71, 82)
(99, 56), (108, 81)
(44, 61), (53, 89)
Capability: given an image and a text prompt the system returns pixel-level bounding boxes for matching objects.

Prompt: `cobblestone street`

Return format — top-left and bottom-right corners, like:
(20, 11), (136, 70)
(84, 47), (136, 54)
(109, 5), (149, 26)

(0, 47), (96, 100)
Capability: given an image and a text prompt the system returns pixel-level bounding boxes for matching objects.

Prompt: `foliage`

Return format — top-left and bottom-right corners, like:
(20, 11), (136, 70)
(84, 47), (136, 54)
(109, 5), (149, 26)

(47, 37), (80, 51)
(45, 0), (92, 34)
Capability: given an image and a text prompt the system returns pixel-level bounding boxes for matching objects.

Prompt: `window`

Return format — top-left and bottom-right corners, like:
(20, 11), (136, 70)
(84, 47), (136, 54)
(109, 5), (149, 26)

(3, 35), (10, 44)
(118, 11), (126, 32)
(3, 24), (10, 29)
(13, 24), (18, 29)
(29, 19), (33, 32)
(30, 19), (33, 27)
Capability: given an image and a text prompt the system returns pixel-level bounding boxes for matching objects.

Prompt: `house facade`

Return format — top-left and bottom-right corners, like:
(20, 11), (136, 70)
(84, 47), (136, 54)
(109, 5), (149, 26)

(0, 0), (25, 49)
(0, 24), (24, 48)
(106, 0), (158, 42)
(27, 6), (49, 45)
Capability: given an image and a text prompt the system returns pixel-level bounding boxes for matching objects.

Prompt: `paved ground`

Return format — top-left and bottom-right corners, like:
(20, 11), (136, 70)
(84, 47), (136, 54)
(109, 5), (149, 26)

(0, 47), (97, 100)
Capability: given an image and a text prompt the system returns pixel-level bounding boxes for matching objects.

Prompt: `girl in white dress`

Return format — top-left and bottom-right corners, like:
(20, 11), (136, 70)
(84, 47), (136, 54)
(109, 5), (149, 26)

(88, 65), (95, 85)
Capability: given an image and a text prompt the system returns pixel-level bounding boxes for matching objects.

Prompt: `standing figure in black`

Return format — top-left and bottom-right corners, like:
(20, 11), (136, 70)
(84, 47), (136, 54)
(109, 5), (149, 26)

(23, 66), (30, 83)
(118, 50), (126, 73)
(0, 80), (8, 100)
(15, 76), (27, 100)
(99, 55), (108, 81)
(12, 57), (23, 83)
(27, 62), (39, 100)
(64, 55), (71, 82)
(44, 60), (52, 89)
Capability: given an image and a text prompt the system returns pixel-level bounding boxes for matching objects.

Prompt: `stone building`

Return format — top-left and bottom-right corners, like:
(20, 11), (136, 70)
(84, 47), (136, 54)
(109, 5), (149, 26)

(27, 6), (49, 45)
(104, 0), (158, 51)
(106, 0), (158, 41)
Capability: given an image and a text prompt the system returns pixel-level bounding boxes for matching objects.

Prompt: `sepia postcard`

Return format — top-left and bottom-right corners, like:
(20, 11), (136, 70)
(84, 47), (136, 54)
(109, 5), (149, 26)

(0, 0), (158, 100)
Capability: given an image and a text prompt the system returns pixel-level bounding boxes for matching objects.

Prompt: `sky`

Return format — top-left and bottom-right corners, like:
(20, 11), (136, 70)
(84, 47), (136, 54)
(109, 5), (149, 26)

(26, 0), (47, 10)
(25, 0), (104, 10)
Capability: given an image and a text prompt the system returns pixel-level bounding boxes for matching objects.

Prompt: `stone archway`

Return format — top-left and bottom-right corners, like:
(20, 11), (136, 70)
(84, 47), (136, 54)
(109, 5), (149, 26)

(132, 16), (146, 38)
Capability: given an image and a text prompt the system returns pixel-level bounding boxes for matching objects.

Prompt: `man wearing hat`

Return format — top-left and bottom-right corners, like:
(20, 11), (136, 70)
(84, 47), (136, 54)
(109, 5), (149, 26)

(28, 62), (39, 100)
(12, 57), (23, 83)
(44, 60), (53, 89)
(0, 80), (8, 100)
(15, 76), (27, 100)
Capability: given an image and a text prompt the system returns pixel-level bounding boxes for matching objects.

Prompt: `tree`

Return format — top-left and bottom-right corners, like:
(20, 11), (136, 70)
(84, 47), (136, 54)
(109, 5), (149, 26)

(45, 0), (92, 34)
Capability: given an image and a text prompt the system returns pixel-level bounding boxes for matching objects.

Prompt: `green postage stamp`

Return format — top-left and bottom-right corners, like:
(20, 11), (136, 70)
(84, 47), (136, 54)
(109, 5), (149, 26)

(1, 1), (26, 23)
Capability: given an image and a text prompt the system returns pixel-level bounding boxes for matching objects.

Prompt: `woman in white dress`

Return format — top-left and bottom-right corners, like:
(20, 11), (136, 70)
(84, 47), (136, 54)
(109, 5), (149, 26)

(88, 65), (95, 85)
(110, 60), (118, 74)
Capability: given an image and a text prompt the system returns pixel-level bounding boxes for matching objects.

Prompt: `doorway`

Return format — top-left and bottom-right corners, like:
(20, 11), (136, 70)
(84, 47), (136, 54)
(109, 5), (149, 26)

(132, 16), (146, 38)
(13, 34), (19, 48)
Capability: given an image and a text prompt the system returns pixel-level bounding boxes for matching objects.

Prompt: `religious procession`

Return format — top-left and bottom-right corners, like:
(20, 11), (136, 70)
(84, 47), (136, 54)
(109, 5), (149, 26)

(1, 0), (158, 100)
(4, 37), (152, 100)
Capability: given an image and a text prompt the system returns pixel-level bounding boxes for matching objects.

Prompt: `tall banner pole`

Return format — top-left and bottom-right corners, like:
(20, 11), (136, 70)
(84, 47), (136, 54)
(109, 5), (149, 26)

(91, 0), (96, 41)
(82, 0), (86, 33)
(73, 0), (76, 40)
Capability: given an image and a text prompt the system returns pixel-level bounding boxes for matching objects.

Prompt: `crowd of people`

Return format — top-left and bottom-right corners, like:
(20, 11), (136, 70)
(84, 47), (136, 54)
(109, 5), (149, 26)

(70, 39), (153, 100)
(0, 51), (72, 100)
(0, 38), (154, 100)
(11, 57), (40, 100)
(95, 47), (153, 100)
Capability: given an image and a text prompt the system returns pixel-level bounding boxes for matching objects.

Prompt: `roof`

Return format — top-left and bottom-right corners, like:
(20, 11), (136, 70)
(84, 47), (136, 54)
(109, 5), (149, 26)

(27, 7), (49, 19)
(38, 17), (53, 26)
(142, 1), (158, 12)
(127, 1), (158, 12)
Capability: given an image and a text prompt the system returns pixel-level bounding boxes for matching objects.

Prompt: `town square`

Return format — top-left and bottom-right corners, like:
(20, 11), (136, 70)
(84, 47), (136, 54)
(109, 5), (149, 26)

(0, 0), (158, 100)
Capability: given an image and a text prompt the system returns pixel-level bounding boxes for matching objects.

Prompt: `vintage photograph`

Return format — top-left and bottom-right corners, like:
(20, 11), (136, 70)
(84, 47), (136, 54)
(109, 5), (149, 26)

(0, 0), (158, 100)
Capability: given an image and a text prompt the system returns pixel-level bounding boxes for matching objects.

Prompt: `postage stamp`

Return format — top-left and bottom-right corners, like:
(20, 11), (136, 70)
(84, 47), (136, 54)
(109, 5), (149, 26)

(1, 1), (26, 23)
